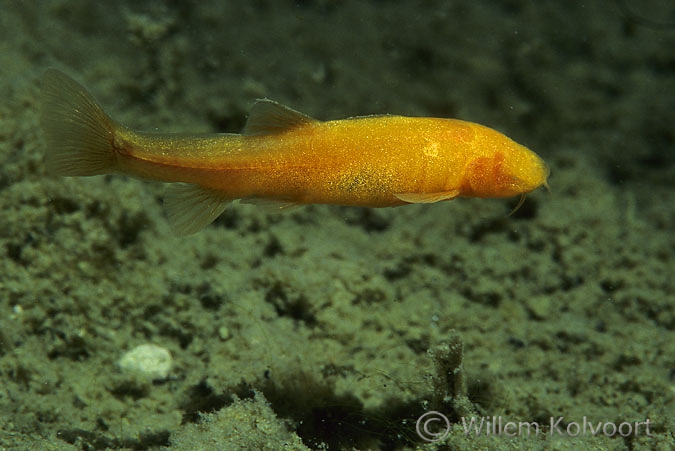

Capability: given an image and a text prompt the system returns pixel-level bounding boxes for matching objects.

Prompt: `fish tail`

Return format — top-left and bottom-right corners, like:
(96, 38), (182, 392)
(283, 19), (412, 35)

(41, 68), (118, 176)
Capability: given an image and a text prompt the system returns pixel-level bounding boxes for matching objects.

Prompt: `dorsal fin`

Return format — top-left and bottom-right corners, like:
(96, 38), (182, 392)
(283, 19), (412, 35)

(243, 99), (318, 136)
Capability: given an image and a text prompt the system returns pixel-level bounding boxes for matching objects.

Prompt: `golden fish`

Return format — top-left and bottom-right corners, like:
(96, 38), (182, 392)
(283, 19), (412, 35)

(41, 69), (548, 234)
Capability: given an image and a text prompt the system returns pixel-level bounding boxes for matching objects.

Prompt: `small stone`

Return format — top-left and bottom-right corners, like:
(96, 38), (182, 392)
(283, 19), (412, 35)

(525, 296), (552, 320)
(218, 326), (231, 341)
(118, 344), (172, 380)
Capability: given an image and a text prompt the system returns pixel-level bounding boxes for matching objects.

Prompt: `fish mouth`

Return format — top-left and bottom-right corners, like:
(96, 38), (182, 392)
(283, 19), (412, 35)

(539, 161), (551, 192)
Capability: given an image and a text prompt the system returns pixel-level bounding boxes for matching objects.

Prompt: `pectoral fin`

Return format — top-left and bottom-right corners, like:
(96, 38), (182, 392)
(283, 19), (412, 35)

(393, 190), (460, 204)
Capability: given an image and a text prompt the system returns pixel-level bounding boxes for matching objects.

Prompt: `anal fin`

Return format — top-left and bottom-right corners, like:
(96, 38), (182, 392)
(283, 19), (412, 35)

(164, 184), (231, 235)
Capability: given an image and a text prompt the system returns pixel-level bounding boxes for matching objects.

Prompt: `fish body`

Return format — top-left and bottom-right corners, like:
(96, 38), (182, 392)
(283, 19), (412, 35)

(41, 69), (549, 234)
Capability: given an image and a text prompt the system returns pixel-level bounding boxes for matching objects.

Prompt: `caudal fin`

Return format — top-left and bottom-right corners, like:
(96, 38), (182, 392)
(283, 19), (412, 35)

(41, 68), (117, 176)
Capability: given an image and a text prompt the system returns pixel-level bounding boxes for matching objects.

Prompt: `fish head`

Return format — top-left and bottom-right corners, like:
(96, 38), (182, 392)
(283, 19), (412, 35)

(463, 133), (549, 199)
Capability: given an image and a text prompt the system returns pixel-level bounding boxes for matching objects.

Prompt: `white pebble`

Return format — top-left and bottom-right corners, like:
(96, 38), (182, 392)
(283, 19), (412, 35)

(118, 344), (172, 380)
